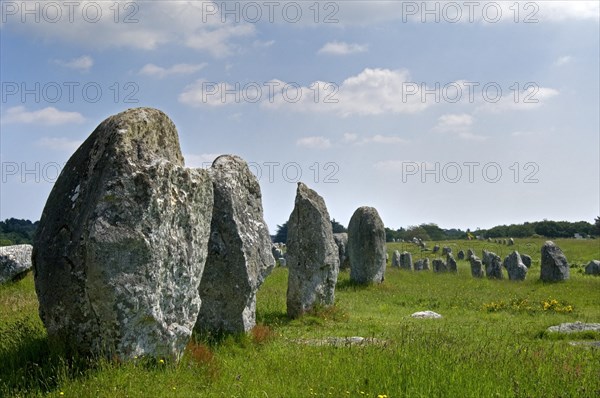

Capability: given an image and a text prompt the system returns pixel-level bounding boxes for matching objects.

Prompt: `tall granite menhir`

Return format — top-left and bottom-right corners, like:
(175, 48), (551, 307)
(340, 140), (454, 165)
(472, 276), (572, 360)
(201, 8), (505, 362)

(196, 155), (275, 334)
(33, 108), (214, 361)
(286, 183), (339, 318)
(540, 241), (569, 282)
(348, 206), (386, 284)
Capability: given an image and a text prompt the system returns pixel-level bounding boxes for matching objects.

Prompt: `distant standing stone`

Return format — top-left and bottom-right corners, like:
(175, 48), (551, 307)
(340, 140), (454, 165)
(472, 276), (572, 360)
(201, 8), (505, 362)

(286, 183), (339, 318)
(400, 251), (412, 271)
(540, 241), (569, 282)
(521, 254), (532, 268)
(470, 256), (484, 278)
(585, 260), (600, 275)
(446, 253), (457, 273)
(467, 249), (474, 260)
(503, 251), (528, 281)
(483, 250), (503, 279)
(432, 245), (440, 253)
(391, 250), (401, 268)
(196, 155), (275, 334)
(442, 247), (452, 255)
(278, 257), (287, 267)
(432, 259), (448, 273)
(0, 244), (33, 284)
(333, 233), (350, 270)
(348, 206), (386, 284)
(457, 250), (465, 260)
(508, 238), (514, 246)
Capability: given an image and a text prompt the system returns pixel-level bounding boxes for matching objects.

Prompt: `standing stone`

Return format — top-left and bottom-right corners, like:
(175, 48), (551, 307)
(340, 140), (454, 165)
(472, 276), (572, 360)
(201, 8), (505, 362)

(432, 245), (440, 253)
(196, 155), (275, 334)
(33, 108), (213, 361)
(488, 238), (492, 242)
(278, 257), (287, 267)
(442, 247), (452, 255)
(467, 249), (474, 260)
(457, 250), (465, 260)
(286, 183), (339, 318)
(540, 241), (569, 282)
(272, 245), (283, 261)
(503, 251), (528, 281)
(470, 256), (484, 278)
(391, 250), (401, 268)
(508, 238), (514, 246)
(333, 233), (350, 270)
(585, 260), (600, 275)
(446, 253), (457, 273)
(432, 259), (448, 273)
(482, 250), (503, 279)
(414, 259), (424, 271)
(0, 244), (33, 284)
(521, 254), (532, 268)
(400, 252), (412, 271)
(348, 207), (386, 284)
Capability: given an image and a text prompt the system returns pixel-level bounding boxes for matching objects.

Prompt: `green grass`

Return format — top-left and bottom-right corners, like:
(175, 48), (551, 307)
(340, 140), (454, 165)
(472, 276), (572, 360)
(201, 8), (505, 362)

(1, 238), (599, 397)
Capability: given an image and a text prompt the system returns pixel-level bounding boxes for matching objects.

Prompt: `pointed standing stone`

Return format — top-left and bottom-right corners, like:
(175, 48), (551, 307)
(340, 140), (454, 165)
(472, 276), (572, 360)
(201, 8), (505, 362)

(196, 155), (275, 334)
(348, 207), (386, 284)
(286, 183), (339, 318)
(540, 241), (569, 282)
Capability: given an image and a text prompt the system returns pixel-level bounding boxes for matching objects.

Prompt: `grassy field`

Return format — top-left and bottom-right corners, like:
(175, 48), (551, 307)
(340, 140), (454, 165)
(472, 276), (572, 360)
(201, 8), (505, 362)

(1, 238), (599, 397)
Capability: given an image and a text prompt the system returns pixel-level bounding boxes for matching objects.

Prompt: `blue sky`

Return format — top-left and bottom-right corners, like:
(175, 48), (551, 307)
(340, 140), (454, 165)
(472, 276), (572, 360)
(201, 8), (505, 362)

(1, 1), (599, 233)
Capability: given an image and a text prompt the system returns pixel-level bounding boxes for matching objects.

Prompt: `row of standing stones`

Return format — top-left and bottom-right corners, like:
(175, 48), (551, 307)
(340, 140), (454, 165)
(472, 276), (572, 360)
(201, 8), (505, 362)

(1, 107), (598, 362)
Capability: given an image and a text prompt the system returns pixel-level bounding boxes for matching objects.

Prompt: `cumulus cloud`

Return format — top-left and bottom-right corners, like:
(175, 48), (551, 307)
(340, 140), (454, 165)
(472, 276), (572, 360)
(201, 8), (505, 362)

(434, 113), (473, 132)
(139, 63), (207, 78)
(318, 41), (368, 55)
(36, 137), (83, 152)
(477, 87), (559, 113)
(296, 136), (332, 149)
(2, 1), (256, 57)
(53, 55), (93, 72)
(2, 106), (85, 125)
(554, 55), (572, 66)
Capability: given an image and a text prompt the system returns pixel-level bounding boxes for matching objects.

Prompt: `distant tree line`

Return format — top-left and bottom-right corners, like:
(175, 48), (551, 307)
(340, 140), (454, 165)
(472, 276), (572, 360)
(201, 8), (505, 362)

(1, 217), (598, 246)
(0, 218), (39, 246)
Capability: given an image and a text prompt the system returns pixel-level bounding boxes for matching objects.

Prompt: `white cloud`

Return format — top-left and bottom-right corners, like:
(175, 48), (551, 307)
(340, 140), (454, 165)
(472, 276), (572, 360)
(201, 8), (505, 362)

(477, 87), (559, 113)
(184, 153), (221, 168)
(554, 55), (572, 66)
(139, 63), (207, 78)
(318, 41), (368, 55)
(362, 134), (408, 144)
(343, 132), (358, 142)
(2, 106), (85, 125)
(36, 137), (82, 152)
(253, 39), (275, 48)
(53, 55), (93, 72)
(296, 136), (332, 149)
(2, 2), (256, 57)
(540, 1), (599, 22)
(263, 68), (434, 117)
(434, 113), (473, 132)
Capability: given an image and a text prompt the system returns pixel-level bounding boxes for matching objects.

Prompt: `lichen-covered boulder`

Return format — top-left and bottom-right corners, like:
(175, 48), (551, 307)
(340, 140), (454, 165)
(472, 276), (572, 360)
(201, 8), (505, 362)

(0, 244), (33, 284)
(286, 183), (339, 318)
(33, 108), (213, 361)
(348, 207), (386, 284)
(196, 155), (275, 334)
(540, 241), (569, 282)
(585, 260), (600, 276)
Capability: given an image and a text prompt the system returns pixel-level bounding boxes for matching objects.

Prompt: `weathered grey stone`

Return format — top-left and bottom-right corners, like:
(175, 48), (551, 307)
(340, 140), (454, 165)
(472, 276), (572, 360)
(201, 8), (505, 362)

(442, 247), (452, 255)
(482, 250), (503, 279)
(0, 244), (33, 284)
(348, 207), (386, 284)
(400, 251), (412, 271)
(487, 237), (492, 242)
(521, 254), (532, 268)
(278, 257), (287, 267)
(196, 155), (275, 334)
(467, 249), (474, 260)
(540, 241), (569, 282)
(432, 245), (440, 253)
(391, 250), (401, 268)
(33, 108), (213, 361)
(585, 260), (600, 275)
(411, 311), (442, 319)
(432, 259), (448, 273)
(272, 245), (283, 261)
(503, 251), (527, 281)
(508, 238), (514, 246)
(422, 258), (430, 271)
(446, 253), (457, 273)
(547, 322), (600, 333)
(457, 250), (465, 260)
(333, 233), (350, 270)
(286, 183), (339, 318)
(470, 256), (484, 278)
(414, 259), (424, 271)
